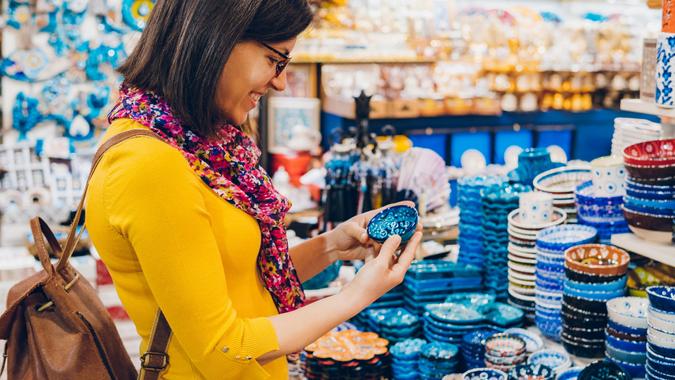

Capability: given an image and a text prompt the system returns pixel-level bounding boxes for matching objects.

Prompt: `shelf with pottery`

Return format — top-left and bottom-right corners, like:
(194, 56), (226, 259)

(620, 98), (675, 119)
(610, 233), (675, 267)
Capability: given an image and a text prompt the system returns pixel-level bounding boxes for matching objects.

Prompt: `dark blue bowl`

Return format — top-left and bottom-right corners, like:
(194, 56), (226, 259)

(578, 360), (631, 380)
(646, 360), (675, 380)
(646, 286), (675, 313)
(606, 334), (647, 353)
(367, 205), (419, 244)
(608, 320), (647, 337)
(624, 198), (675, 217)
(649, 343), (675, 360)
(607, 357), (646, 379)
(536, 225), (598, 253)
(576, 181), (625, 206)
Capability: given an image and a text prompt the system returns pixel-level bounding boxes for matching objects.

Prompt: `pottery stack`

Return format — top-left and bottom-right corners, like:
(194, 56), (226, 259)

(646, 286), (675, 380)
(605, 297), (649, 379)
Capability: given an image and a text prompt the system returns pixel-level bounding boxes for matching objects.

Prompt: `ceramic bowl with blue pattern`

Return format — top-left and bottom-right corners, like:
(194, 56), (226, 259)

(606, 342), (647, 364)
(527, 349), (571, 373)
(508, 363), (555, 380)
(607, 356), (646, 379)
(367, 205), (418, 244)
(557, 366), (584, 380)
(462, 368), (507, 380)
(647, 286), (675, 313)
(578, 360), (631, 380)
(607, 297), (648, 330)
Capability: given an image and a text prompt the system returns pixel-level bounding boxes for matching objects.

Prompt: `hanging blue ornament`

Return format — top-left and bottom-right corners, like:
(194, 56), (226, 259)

(12, 93), (43, 140)
(122, 0), (155, 31)
(63, 114), (95, 141)
(85, 42), (125, 81)
(85, 86), (111, 119)
(1, 48), (51, 82)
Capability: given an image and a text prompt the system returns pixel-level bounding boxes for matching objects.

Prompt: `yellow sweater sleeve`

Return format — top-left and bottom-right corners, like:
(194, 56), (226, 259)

(102, 136), (279, 378)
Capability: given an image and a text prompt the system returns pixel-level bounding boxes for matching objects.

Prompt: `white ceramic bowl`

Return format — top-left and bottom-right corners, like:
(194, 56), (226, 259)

(648, 327), (675, 349)
(607, 297), (649, 329)
(649, 311), (675, 335)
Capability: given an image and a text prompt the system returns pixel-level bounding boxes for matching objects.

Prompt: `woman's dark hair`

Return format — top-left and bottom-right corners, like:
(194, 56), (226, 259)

(118, 0), (313, 137)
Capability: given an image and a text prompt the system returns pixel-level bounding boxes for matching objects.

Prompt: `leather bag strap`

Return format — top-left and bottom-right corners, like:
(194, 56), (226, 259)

(139, 311), (172, 380)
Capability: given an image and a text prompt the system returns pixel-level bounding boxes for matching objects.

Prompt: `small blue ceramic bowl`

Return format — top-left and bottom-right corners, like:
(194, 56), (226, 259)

(645, 352), (675, 374)
(606, 341), (647, 364)
(608, 320), (647, 337)
(367, 205), (419, 244)
(607, 334), (647, 353)
(563, 283), (625, 301)
(624, 197), (675, 217)
(647, 286), (675, 313)
(564, 277), (627, 292)
(536, 225), (598, 253)
(575, 181), (625, 206)
(646, 361), (675, 380)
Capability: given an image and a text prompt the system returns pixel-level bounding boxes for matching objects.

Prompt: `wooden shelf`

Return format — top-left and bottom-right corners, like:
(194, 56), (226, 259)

(620, 98), (675, 119)
(611, 233), (675, 267)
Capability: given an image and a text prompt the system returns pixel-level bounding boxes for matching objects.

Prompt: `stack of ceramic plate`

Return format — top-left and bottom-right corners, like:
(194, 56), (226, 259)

(575, 181), (629, 244)
(404, 261), (483, 314)
(623, 139), (675, 244)
(507, 207), (566, 318)
(481, 183), (530, 300)
(534, 225), (598, 341)
(458, 176), (506, 270)
(419, 342), (460, 380)
(303, 330), (390, 379)
(611, 118), (662, 157)
(462, 329), (502, 370)
(423, 301), (524, 345)
(503, 328), (544, 356)
(483, 334), (527, 372)
(605, 297), (648, 379)
(391, 338), (427, 380)
(646, 286), (675, 380)
(562, 245), (629, 358)
(527, 350), (572, 376)
(508, 363), (555, 380)
(364, 308), (421, 343)
(533, 166), (593, 224)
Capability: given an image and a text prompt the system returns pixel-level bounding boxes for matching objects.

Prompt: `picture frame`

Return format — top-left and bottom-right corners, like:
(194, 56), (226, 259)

(266, 96), (321, 154)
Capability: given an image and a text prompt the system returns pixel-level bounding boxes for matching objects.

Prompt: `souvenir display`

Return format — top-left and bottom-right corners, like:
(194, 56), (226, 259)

(646, 286), (675, 380)
(483, 334), (527, 372)
(575, 181), (629, 244)
(462, 329), (502, 371)
(611, 118), (663, 157)
(361, 308), (421, 343)
(418, 342), (460, 380)
(391, 338), (427, 380)
(562, 245), (630, 358)
(533, 165), (593, 225)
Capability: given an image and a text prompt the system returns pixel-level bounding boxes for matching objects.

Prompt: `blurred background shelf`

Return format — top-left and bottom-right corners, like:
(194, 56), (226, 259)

(611, 233), (675, 267)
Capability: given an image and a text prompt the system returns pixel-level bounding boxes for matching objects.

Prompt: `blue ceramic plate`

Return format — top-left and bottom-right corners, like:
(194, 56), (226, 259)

(367, 205), (419, 243)
(444, 293), (496, 308)
(425, 302), (485, 325)
(420, 341), (459, 360)
(390, 338), (427, 359)
(478, 303), (525, 327)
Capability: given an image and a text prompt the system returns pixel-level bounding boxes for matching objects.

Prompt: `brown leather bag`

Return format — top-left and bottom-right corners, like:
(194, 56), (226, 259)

(0, 130), (172, 380)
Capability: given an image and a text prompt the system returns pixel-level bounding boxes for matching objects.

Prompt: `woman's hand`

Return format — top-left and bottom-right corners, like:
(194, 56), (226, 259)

(327, 201), (421, 262)
(341, 231), (422, 307)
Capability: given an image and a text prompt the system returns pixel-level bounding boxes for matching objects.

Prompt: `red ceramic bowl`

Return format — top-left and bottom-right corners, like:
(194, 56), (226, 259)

(564, 244), (630, 276)
(623, 139), (675, 166)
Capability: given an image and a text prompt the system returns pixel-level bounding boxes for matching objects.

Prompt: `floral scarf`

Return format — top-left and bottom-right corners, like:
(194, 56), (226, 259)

(108, 85), (305, 313)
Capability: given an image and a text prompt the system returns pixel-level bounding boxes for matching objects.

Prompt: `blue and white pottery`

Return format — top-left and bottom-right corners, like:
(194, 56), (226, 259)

(535, 225), (598, 252)
(425, 303), (484, 325)
(656, 32), (675, 109)
(527, 349), (571, 373)
(608, 334), (648, 352)
(607, 356), (646, 379)
(444, 293), (496, 308)
(391, 338), (427, 360)
(647, 343), (675, 366)
(508, 363), (555, 380)
(608, 320), (647, 337)
(503, 328), (544, 353)
(648, 327), (675, 349)
(519, 192), (555, 225)
(647, 286), (675, 313)
(462, 368), (508, 380)
(606, 342), (647, 364)
(562, 283), (626, 301)
(565, 277), (627, 292)
(590, 156), (626, 197)
(578, 360), (631, 380)
(607, 297), (649, 330)
(367, 205), (418, 243)
(649, 306), (675, 333)
(646, 361), (675, 380)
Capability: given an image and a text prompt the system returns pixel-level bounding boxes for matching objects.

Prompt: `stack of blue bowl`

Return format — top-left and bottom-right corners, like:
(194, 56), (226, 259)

(535, 225), (598, 341)
(458, 176), (506, 270)
(423, 301), (524, 345)
(508, 148), (564, 186)
(391, 338), (427, 380)
(575, 181), (629, 243)
(482, 183), (531, 300)
(462, 329), (502, 370)
(605, 297), (648, 379)
(418, 342), (460, 380)
(646, 286), (675, 380)
(403, 261), (482, 314)
(363, 308), (421, 343)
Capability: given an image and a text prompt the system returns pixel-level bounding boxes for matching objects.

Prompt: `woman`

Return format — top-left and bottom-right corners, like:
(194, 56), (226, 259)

(85, 1), (422, 379)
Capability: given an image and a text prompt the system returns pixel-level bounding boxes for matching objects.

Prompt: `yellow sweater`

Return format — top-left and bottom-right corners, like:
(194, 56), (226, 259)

(85, 119), (286, 379)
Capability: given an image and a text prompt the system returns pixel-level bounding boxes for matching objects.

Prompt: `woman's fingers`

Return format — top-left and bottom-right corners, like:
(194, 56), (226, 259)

(377, 235), (402, 264)
(392, 232), (421, 276)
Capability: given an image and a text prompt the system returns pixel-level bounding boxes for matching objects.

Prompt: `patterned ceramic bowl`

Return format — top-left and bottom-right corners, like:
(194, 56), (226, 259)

(367, 205), (418, 243)
(462, 368), (508, 380)
(484, 334), (527, 358)
(646, 286), (675, 312)
(564, 244), (629, 276)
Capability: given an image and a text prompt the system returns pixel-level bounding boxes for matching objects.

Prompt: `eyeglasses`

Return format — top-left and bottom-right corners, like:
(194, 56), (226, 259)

(261, 42), (291, 78)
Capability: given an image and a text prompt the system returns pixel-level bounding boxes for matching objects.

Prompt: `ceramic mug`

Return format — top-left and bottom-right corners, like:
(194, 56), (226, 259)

(590, 155), (626, 197)
(656, 32), (675, 109)
(519, 192), (554, 224)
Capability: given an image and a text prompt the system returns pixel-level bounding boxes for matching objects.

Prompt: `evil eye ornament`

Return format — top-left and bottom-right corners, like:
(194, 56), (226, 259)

(12, 93), (43, 141)
(0, 48), (52, 82)
(122, 0), (156, 31)
(6, 0), (33, 30)
(85, 42), (126, 81)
